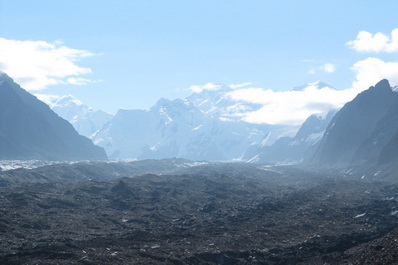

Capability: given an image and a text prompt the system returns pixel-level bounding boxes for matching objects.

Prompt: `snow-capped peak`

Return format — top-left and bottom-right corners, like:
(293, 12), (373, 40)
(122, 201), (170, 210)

(51, 94), (84, 108)
(0, 72), (15, 85)
(49, 94), (113, 138)
(152, 98), (197, 111)
(0, 71), (7, 79)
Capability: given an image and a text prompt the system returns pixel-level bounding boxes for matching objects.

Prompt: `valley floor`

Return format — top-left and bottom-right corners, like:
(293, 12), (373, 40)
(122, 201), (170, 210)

(0, 160), (398, 264)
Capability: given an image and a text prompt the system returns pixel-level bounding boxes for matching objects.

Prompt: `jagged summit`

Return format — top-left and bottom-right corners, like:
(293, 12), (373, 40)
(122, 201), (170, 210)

(154, 97), (172, 106)
(153, 97), (189, 107)
(0, 71), (9, 78)
(0, 72), (17, 85)
(369, 79), (391, 92)
(49, 94), (113, 138)
(52, 94), (84, 107)
(311, 79), (398, 168)
(151, 98), (198, 112)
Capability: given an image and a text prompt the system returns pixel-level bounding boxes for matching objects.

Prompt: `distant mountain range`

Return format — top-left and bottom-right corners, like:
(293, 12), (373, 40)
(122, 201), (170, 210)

(5, 69), (398, 169)
(92, 98), (269, 160)
(0, 73), (107, 161)
(50, 84), (279, 161)
(5, 64), (398, 176)
(42, 78), (398, 170)
(48, 81), (337, 162)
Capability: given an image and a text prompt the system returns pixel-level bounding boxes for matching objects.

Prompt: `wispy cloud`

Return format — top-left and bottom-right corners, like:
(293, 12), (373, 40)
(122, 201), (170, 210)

(67, 77), (102, 85)
(321, 63), (336, 73)
(309, 63), (336, 74)
(188, 82), (253, 93)
(229, 82), (252, 89)
(188, 83), (224, 93)
(0, 38), (99, 90)
(347, 28), (398, 53)
(34, 94), (60, 104)
(222, 54), (398, 125)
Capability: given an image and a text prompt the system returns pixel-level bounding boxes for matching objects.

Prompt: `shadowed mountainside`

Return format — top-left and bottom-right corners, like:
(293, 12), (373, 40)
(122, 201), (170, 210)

(0, 73), (107, 161)
(311, 80), (398, 168)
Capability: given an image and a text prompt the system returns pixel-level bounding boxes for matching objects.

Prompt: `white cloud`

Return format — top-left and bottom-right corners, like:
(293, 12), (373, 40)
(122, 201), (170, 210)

(351, 57), (398, 90)
(309, 63), (336, 74)
(34, 94), (60, 104)
(189, 82), (252, 93)
(229, 82), (252, 89)
(347, 28), (398, 53)
(188, 83), (224, 93)
(222, 57), (398, 125)
(321, 63), (336, 73)
(0, 38), (98, 90)
(67, 77), (102, 85)
(227, 85), (358, 125)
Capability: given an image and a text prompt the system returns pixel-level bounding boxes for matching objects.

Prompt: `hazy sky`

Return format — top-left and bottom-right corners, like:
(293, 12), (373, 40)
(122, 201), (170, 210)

(1, 0), (398, 115)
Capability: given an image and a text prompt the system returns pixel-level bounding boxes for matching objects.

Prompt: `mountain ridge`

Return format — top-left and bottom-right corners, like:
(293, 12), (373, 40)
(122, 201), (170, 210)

(0, 73), (107, 161)
(311, 79), (398, 168)
(50, 94), (113, 138)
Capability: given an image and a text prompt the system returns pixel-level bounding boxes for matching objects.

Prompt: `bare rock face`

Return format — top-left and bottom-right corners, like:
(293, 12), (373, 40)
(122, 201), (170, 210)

(311, 79), (398, 168)
(378, 108), (398, 165)
(0, 72), (107, 161)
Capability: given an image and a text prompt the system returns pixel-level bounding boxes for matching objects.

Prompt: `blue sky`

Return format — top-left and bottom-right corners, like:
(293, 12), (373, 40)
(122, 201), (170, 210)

(1, 0), (398, 114)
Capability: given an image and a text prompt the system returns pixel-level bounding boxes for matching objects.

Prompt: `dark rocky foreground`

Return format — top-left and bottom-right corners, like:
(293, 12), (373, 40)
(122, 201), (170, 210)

(1, 160), (398, 264)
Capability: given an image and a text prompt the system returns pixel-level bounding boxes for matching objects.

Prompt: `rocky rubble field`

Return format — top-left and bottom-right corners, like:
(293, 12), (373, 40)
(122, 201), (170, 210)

(0, 161), (398, 264)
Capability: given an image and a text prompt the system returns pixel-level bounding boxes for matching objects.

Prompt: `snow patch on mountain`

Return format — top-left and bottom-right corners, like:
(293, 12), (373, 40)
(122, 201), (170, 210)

(45, 80), (339, 162)
(50, 95), (113, 138)
(93, 97), (269, 160)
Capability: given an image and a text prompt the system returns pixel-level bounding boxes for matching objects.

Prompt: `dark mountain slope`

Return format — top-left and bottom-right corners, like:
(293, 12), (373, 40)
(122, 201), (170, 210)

(311, 80), (398, 168)
(354, 102), (398, 165)
(379, 129), (398, 165)
(0, 73), (107, 161)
